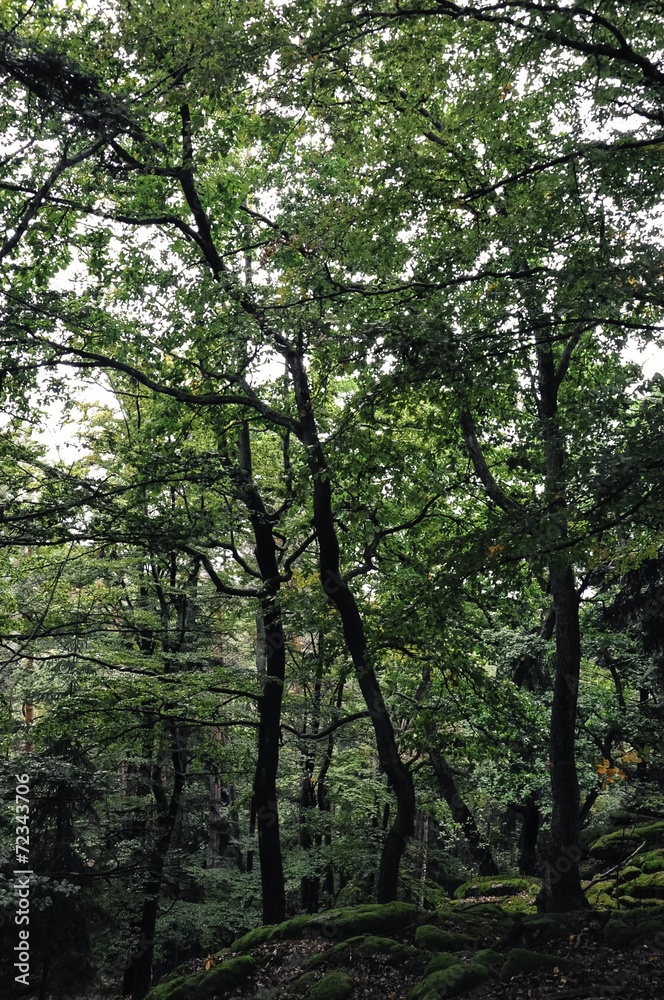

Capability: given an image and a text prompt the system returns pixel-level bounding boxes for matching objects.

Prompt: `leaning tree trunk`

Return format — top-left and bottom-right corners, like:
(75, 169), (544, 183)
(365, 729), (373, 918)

(430, 750), (498, 876)
(289, 350), (416, 902)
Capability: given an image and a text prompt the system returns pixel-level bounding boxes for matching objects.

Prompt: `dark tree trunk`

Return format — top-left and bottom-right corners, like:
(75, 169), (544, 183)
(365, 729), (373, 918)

(509, 795), (541, 876)
(289, 351), (416, 902)
(535, 342), (589, 912)
(538, 565), (588, 910)
(430, 750), (499, 876)
(238, 423), (286, 924)
(128, 729), (186, 1000)
(300, 651), (324, 912)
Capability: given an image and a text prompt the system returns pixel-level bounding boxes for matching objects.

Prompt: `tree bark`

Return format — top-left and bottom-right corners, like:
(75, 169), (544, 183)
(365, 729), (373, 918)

(237, 423), (287, 924)
(509, 795), (541, 876)
(430, 750), (498, 876)
(128, 728), (186, 1000)
(535, 341), (589, 912)
(288, 350), (416, 902)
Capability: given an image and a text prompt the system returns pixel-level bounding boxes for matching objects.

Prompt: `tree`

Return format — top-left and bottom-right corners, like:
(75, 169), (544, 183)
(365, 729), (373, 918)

(0, 0), (663, 925)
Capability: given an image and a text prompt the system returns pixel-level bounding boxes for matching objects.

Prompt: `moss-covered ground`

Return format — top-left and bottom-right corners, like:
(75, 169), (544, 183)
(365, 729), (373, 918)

(145, 883), (663, 1000)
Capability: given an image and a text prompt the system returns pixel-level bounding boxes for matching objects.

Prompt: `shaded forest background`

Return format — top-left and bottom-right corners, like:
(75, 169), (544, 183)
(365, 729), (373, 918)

(0, 1), (664, 997)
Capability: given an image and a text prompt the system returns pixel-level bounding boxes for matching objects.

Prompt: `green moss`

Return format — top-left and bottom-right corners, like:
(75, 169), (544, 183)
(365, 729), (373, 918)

(410, 962), (489, 999)
(454, 876), (541, 900)
(332, 902), (421, 936)
(604, 914), (664, 948)
(517, 917), (563, 944)
(637, 850), (664, 874)
(230, 926), (272, 952)
(145, 956), (256, 1000)
(155, 962), (191, 986)
(630, 872), (664, 898)
(307, 933), (421, 970)
(230, 914), (311, 952)
(500, 949), (571, 980)
(500, 895), (537, 914)
(424, 952), (461, 975)
(295, 971), (318, 992)
(309, 971), (353, 1000)
(436, 902), (515, 940)
(618, 866), (642, 882)
(415, 924), (472, 951)
(473, 949), (501, 968)
(589, 822), (664, 861)
(145, 974), (199, 1000)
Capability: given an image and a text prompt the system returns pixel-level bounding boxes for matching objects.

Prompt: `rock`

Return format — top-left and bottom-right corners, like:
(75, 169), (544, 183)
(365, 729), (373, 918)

(410, 961), (489, 999)
(306, 934), (422, 970)
(424, 952), (461, 975)
(309, 971), (353, 1000)
(415, 924), (472, 951)
(604, 912), (664, 948)
(629, 872), (664, 899)
(454, 876), (541, 900)
(636, 849), (664, 874)
(589, 822), (664, 861)
(500, 948), (572, 980)
(145, 955), (256, 1000)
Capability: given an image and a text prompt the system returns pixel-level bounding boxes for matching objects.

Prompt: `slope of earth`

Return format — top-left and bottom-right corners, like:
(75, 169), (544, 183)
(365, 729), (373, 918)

(144, 888), (664, 1000)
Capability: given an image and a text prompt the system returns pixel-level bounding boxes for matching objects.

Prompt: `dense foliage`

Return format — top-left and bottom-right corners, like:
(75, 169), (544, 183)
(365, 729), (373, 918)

(0, 1), (663, 996)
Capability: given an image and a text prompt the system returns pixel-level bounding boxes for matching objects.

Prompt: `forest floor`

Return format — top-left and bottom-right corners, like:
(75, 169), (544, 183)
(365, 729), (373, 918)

(172, 891), (664, 1000)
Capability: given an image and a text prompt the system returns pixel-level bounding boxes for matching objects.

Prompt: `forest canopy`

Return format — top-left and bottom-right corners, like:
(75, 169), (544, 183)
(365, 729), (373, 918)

(0, 1), (663, 997)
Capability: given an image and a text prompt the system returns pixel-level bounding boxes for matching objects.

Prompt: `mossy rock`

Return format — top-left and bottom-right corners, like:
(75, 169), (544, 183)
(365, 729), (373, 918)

(307, 933), (421, 970)
(636, 850), (664, 874)
(156, 962), (193, 986)
(629, 872), (664, 898)
(589, 822), (664, 861)
(618, 896), (640, 909)
(410, 961), (489, 999)
(424, 952), (461, 975)
(230, 914), (311, 952)
(587, 891), (616, 909)
(604, 914), (664, 949)
(309, 971), (353, 1000)
(454, 876), (541, 900)
(500, 949), (572, 980)
(516, 917), (564, 945)
(499, 895), (537, 915)
(231, 903), (419, 953)
(145, 956), (256, 1000)
(473, 948), (501, 969)
(437, 901), (515, 939)
(295, 971), (318, 992)
(415, 924), (472, 951)
(331, 902), (421, 937)
(618, 866), (642, 882)
(451, 901), (512, 920)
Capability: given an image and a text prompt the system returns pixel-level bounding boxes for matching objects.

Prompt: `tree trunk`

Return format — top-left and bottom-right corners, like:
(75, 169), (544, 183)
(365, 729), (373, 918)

(288, 350), (416, 902)
(128, 728), (186, 1000)
(509, 795), (541, 876)
(237, 423), (286, 924)
(537, 565), (589, 910)
(535, 342), (589, 912)
(430, 750), (498, 876)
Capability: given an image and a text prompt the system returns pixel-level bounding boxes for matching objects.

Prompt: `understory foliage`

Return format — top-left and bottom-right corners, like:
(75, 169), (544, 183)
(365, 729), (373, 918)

(0, 0), (663, 995)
